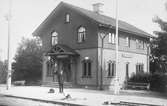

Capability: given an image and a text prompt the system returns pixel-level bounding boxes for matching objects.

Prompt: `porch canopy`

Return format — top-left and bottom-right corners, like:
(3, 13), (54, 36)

(46, 44), (79, 59)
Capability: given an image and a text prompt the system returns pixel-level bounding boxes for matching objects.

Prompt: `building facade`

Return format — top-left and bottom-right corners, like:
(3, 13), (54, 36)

(33, 2), (152, 90)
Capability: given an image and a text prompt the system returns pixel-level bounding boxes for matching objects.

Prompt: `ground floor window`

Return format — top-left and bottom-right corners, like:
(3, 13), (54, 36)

(82, 59), (92, 77)
(136, 63), (144, 73)
(107, 61), (116, 77)
(126, 63), (129, 80)
(46, 60), (54, 77)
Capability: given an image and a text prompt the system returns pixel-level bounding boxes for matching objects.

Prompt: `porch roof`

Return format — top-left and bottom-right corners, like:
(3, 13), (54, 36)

(46, 44), (79, 56)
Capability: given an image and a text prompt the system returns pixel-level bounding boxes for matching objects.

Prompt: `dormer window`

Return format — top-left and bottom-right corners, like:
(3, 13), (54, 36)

(77, 26), (86, 43)
(65, 14), (70, 23)
(51, 31), (58, 46)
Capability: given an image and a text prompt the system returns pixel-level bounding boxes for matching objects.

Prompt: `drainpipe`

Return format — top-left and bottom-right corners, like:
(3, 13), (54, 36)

(99, 32), (107, 90)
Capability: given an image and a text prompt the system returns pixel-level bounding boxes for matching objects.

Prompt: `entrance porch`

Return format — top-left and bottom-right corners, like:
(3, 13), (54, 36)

(42, 44), (79, 87)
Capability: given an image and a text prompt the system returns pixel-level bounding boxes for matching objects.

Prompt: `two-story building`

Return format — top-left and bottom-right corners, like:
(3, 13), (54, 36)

(33, 2), (152, 90)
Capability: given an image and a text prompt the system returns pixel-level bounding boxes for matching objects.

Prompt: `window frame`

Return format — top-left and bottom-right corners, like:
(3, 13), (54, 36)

(107, 61), (116, 77)
(82, 59), (92, 78)
(51, 31), (58, 46)
(125, 36), (130, 47)
(65, 13), (70, 23)
(46, 60), (54, 77)
(136, 63), (144, 73)
(126, 62), (129, 80)
(77, 26), (86, 43)
(136, 39), (144, 49)
(108, 33), (115, 44)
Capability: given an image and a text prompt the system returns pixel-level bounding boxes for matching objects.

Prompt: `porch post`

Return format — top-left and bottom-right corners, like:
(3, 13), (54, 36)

(71, 58), (77, 86)
(42, 54), (48, 84)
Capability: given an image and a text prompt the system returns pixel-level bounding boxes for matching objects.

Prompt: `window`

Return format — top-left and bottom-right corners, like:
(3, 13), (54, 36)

(77, 26), (86, 43)
(47, 60), (54, 77)
(136, 63), (144, 73)
(125, 36), (130, 47)
(82, 59), (92, 77)
(65, 14), (70, 23)
(51, 31), (58, 46)
(107, 61), (116, 77)
(136, 39), (144, 49)
(126, 63), (129, 80)
(108, 33), (115, 44)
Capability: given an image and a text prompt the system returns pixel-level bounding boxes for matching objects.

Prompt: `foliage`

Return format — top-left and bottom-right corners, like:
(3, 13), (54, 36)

(0, 60), (7, 83)
(150, 16), (167, 73)
(12, 37), (43, 82)
(149, 3), (167, 93)
(150, 73), (167, 92)
(128, 72), (151, 83)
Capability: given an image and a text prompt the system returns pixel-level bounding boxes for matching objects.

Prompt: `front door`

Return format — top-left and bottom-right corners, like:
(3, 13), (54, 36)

(52, 59), (72, 82)
(62, 60), (72, 82)
(55, 59), (72, 82)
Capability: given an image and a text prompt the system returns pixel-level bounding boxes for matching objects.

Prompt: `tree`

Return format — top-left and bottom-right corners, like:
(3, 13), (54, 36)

(0, 60), (7, 83)
(12, 37), (43, 82)
(150, 15), (167, 73)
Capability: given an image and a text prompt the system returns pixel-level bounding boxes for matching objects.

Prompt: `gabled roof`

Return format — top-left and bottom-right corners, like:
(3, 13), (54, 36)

(47, 44), (79, 56)
(33, 2), (153, 38)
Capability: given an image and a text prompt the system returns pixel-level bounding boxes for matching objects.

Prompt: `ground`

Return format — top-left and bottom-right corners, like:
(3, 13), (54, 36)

(0, 95), (59, 106)
(0, 84), (167, 106)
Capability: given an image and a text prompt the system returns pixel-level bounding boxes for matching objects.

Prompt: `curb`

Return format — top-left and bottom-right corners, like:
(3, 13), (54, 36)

(3, 94), (86, 106)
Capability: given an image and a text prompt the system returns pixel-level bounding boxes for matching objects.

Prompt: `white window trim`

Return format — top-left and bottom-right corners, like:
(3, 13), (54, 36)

(82, 59), (92, 77)
(136, 39), (144, 49)
(125, 36), (129, 47)
(108, 33), (115, 44)
(77, 27), (86, 43)
(65, 14), (70, 23)
(107, 61), (116, 77)
(51, 31), (58, 46)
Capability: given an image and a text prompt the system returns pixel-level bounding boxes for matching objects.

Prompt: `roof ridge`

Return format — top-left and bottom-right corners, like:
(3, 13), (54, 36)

(61, 2), (152, 37)
(33, 2), (153, 38)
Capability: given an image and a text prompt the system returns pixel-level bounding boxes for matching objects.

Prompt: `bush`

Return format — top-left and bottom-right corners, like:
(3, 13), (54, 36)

(25, 80), (42, 86)
(129, 72), (151, 83)
(150, 73), (167, 92)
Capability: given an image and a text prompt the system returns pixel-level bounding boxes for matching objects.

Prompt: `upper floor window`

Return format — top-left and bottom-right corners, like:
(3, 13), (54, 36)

(107, 61), (116, 77)
(65, 14), (70, 23)
(108, 33), (115, 44)
(82, 58), (92, 77)
(136, 63), (144, 73)
(125, 36), (130, 47)
(51, 31), (58, 46)
(136, 39), (144, 49)
(77, 26), (86, 43)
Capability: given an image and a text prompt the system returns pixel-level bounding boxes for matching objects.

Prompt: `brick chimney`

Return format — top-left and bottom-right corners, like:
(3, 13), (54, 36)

(92, 3), (104, 14)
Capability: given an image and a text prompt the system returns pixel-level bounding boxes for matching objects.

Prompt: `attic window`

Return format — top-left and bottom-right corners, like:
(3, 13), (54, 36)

(51, 31), (58, 46)
(65, 14), (70, 23)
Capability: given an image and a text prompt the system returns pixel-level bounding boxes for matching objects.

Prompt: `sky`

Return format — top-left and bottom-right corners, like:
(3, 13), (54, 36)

(0, 0), (167, 62)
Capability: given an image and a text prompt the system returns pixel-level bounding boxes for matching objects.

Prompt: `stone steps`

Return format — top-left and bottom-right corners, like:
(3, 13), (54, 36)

(42, 81), (73, 88)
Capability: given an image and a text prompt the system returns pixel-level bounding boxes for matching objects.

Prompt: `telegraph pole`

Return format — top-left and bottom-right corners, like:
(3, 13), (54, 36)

(114, 0), (120, 94)
(6, 0), (12, 90)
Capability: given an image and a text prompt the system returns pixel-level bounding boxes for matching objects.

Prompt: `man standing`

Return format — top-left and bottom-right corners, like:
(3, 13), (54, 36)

(58, 67), (64, 93)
